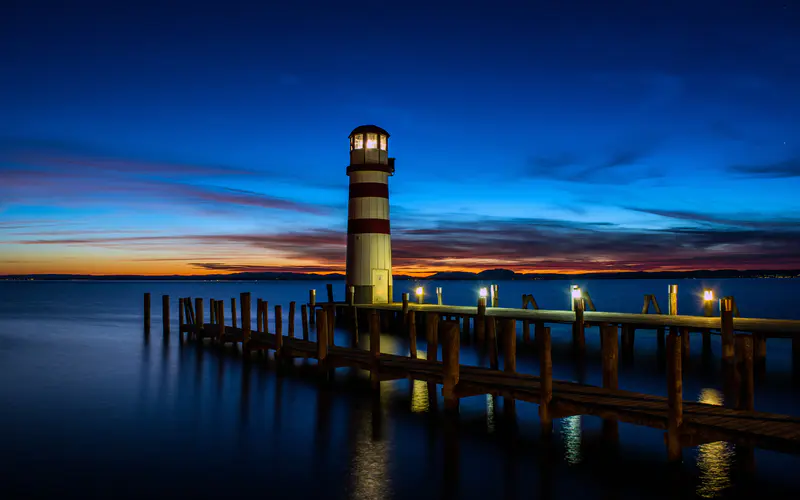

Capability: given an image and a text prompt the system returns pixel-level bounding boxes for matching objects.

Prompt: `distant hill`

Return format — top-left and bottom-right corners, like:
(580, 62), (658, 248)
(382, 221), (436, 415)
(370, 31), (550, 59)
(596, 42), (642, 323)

(2, 268), (797, 281)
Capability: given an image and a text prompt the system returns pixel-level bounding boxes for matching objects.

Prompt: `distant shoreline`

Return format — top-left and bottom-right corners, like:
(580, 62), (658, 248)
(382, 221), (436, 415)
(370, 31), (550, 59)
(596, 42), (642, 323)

(2, 269), (798, 281)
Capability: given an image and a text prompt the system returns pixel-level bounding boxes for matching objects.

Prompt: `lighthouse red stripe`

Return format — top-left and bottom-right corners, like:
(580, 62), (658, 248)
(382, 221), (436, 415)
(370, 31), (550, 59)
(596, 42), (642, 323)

(348, 218), (391, 234)
(349, 183), (389, 199)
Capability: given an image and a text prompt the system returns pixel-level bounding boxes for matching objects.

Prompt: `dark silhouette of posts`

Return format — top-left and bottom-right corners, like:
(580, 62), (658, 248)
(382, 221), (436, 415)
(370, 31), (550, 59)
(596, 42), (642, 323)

(162, 295), (170, 336)
(230, 298), (237, 329)
(274, 305), (283, 356)
(144, 293), (151, 334)
(309, 289), (316, 325)
(315, 309), (328, 370)
(256, 298), (263, 333)
(601, 325), (619, 440)
(240, 293), (251, 344)
(487, 316), (498, 370)
(195, 298), (203, 339)
(666, 327), (683, 462)
(288, 301), (296, 338)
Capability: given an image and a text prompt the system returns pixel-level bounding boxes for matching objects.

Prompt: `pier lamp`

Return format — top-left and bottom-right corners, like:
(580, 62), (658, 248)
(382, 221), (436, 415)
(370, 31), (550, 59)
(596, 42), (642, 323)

(571, 285), (582, 311)
(703, 289), (714, 317)
(415, 286), (424, 304)
(479, 287), (488, 299)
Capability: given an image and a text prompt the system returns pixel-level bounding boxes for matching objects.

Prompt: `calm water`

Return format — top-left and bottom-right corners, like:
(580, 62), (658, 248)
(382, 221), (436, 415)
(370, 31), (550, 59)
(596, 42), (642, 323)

(1, 278), (799, 499)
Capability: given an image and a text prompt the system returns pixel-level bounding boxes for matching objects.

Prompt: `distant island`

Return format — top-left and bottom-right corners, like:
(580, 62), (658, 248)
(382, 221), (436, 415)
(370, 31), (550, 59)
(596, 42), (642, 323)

(2, 268), (798, 281)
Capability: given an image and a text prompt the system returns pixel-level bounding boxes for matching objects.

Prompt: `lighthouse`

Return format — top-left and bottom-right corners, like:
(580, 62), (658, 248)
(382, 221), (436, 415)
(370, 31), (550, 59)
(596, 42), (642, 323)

(346, 125), (395, 304)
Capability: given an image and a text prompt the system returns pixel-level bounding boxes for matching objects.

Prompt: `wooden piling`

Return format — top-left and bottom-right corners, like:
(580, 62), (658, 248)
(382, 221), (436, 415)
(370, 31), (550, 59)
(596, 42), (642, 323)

(178, 298), (185, 333)
(401, 293), (409, 320)
(539, 326), (553, 436)
(241, 293), (251, 343)
(309, 289), (316, 325)
(256, 298), (263, 333)
(274, 305), (283, 356)
(426, 312), (439, 361)
(754, 332), (766, 364)
(162, 295), (170, 336)
(602, 325), (619, 390)
(369, 312), (381, 388)
(572, 296), (585, 351)
(736, 334), (754, 411)
(315, 309), (327, 363)
(487, 316), (499, 370)
(666, 327), (683, 462)
(601, 324), (619, 439)
(144, 293), (151, 333)
(217, 300), (225, 343)
(476, 298), (486, 342)
(621, 325), (635, 354)
(195, 298), (203, 339)
(408, 311), (417, 359)
(346, 285), (355, 306)
(442, 320), (461, 412)
(230, 298), (237, 329)
(262, 301), (269, 333)
(681, 326), (690, 361)
(668, 284), (678, 315)
(288, 301), (296, 338)
(301, 304), (309, 340)
(326, 305), (335, 347)
(326, 283), (334, 304)
(721, 298), (735, 362)
(502, 319), (516, 373)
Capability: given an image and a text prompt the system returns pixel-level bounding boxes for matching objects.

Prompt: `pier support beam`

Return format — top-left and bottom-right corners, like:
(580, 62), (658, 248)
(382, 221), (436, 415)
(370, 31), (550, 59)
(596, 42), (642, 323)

(539, 326), (553, 437)
(487, 316), (499, 370)
(735, 334), (754, 411)
(572, 296), (585, 351)
(442, 320), (461, 413)
(144, 293), (151, 334)
(721, 298), (735, 363)
(601, 325), (619, 440)
(241, 293), (251, 345)
(666, 327), (683, 462)
(162, 295), (170, 337)
(301, 305), (309, 340)
(426, 312), (439, 361)
(195, 298), (203, 340)
(476, 298), (486, 342)
(408, 311), (417, 359)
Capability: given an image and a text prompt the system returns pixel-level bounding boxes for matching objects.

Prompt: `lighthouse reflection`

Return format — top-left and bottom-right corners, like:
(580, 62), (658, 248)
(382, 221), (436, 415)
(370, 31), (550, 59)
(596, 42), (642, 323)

(695, 388), (734, 498)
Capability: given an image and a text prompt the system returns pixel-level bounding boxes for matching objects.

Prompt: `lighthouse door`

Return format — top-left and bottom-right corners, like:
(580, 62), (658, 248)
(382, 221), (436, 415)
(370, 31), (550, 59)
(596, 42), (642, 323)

(371, 268), (389, 304)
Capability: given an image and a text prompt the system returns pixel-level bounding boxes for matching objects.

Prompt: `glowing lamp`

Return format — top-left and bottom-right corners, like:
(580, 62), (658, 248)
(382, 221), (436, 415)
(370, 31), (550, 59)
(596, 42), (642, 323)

(479, 287), (488, 298)
(415, 286), (423, 296)
(571, 286), (582, 300)
(703, 290), (714, 301)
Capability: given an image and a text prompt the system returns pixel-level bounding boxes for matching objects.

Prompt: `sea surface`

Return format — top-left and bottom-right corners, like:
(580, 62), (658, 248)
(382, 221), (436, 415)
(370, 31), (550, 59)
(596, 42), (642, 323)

(1, 278), (799, 499)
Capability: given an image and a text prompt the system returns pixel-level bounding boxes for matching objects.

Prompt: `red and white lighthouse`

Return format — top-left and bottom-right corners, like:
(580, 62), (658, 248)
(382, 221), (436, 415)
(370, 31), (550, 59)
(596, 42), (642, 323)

(346, 125), (394, 304)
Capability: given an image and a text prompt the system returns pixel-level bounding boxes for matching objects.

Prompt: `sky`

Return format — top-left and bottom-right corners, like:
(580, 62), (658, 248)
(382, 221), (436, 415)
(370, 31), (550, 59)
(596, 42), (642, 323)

(1, 0), (799, 276)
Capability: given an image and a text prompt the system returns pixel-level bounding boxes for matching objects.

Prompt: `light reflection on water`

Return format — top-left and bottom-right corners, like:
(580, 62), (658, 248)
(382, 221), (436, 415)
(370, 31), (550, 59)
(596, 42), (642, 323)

(696, 388), (734, 498)
(486, 394), (496, 433)
(410, 379), (429, 413)
(562, 415), (583, 465)
(350, 387), (392, 500)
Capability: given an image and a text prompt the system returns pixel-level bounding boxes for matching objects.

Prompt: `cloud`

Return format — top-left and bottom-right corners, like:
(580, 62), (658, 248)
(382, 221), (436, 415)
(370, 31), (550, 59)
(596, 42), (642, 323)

(0, 141), (338, 215)
(10, 216), (798, 273)
(626, 208), (800, 229)
(729, 157), (800, 178)
(525, 144), (662, 184)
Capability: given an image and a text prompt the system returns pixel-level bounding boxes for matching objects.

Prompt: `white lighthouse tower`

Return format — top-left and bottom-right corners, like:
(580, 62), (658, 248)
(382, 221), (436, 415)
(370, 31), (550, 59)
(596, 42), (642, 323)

(346, 125), (394, 304)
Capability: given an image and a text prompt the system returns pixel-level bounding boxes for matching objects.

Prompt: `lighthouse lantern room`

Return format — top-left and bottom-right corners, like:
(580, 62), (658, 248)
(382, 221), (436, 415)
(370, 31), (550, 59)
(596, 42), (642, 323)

(346, 125), (395, 304)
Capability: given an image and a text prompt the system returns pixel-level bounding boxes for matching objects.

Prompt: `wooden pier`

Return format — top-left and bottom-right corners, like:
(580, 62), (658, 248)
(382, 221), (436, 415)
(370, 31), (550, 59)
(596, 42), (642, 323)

(150, 287), (800, 463)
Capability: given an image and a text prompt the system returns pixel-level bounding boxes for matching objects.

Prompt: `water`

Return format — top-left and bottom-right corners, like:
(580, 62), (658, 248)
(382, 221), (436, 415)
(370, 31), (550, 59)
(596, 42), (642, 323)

(1, 279), (799, 499)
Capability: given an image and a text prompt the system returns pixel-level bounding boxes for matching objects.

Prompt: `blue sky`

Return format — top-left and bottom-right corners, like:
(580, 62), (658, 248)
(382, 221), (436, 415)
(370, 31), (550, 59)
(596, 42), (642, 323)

(1, 0), (798, 275)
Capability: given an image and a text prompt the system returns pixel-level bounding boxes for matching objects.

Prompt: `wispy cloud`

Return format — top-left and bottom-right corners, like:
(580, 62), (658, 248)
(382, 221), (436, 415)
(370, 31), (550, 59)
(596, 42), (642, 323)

(524, 142), (663, 184)
(729, 157), (800, 178)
